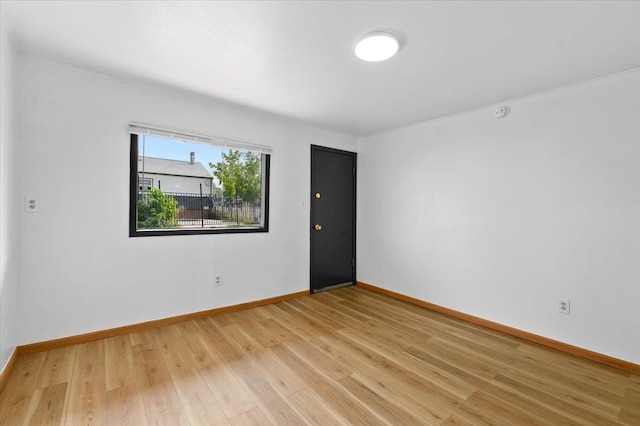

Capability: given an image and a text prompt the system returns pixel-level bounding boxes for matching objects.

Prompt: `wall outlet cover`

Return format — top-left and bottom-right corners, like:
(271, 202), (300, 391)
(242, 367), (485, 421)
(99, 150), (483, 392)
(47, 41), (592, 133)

(24, 196), (39, 213)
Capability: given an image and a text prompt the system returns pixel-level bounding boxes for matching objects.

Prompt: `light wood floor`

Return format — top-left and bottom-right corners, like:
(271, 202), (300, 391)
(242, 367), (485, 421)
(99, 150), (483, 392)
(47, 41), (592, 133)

(1, 287), (639, 425)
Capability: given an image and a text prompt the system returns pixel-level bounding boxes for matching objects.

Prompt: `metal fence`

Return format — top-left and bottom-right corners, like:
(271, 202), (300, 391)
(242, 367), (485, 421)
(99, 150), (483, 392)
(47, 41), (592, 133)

(165, 192), (261, 227)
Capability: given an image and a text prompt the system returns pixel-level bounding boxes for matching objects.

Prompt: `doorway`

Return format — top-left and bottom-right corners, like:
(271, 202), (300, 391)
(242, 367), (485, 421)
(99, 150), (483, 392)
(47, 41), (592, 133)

(310, 145), (357, 293)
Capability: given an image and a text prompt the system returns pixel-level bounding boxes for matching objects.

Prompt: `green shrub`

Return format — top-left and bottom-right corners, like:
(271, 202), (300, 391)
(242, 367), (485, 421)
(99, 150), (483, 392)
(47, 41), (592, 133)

(137, 188), (178, 229)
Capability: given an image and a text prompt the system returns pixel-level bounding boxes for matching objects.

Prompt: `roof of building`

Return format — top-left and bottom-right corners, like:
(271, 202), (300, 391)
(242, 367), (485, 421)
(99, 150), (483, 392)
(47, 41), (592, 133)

(138, 156), (213, 179)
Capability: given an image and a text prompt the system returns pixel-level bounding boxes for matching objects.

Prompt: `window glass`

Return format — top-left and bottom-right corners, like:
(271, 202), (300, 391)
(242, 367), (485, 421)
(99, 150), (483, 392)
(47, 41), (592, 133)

(130, 133), (269, 236)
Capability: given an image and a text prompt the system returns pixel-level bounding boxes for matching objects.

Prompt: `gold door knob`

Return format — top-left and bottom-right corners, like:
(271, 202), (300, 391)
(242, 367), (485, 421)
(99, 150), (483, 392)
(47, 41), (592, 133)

(315, 192), (321, 199)
(315, 224), (322, 231)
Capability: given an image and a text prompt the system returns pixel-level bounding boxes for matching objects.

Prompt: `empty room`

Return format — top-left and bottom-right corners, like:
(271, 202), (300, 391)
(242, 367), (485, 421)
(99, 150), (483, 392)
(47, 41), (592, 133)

(1, 1), (639, 424)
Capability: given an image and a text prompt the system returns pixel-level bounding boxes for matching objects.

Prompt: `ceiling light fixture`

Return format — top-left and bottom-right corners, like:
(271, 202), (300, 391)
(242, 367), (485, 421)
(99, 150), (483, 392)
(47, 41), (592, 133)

(354, 31), (400, 62)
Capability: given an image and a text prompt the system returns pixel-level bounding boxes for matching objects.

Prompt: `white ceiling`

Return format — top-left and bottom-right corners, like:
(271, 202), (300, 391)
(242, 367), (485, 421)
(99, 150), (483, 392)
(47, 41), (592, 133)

(2, 1), (639, 136)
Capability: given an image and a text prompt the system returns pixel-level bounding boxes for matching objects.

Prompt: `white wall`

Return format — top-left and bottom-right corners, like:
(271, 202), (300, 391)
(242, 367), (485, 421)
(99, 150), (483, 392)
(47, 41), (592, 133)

(357, 69), (640, 364)
(18, 57), (356, 345)
(0, 16), (21, 372)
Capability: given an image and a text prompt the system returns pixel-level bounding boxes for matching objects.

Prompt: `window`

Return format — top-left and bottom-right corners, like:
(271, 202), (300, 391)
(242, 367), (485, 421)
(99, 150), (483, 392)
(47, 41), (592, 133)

(138, 177), (153, 192)
(129, 124), (270, 236)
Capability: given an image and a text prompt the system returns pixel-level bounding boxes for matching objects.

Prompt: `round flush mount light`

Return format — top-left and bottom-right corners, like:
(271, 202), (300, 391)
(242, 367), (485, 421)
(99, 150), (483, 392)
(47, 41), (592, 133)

(354, 31), (400, 62)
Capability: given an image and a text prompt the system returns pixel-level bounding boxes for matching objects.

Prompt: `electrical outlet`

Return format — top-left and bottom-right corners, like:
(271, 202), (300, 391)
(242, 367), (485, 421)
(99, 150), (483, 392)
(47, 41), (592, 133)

(558, 299), (570, 315)
(24, 196), (39, 213)
(214, 274), (222, 287)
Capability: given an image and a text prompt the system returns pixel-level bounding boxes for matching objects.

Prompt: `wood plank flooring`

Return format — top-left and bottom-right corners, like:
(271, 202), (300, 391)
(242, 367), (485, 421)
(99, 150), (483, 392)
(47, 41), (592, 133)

(1, 286), (639, 425)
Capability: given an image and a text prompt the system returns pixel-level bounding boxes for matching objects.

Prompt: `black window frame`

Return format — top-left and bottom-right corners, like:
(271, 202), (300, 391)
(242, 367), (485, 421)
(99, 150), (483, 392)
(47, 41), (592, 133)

(129, 134), (270, 237)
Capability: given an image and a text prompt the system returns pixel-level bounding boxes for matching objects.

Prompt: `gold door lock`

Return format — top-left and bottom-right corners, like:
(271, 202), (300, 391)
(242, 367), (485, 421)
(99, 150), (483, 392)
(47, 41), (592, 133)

(315, 192), (321, 199)
(314, 224), (322, 231)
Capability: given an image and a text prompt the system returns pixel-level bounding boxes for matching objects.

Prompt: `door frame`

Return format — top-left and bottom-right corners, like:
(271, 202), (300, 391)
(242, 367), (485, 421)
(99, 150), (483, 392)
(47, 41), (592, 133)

(310, 144), (357, 293)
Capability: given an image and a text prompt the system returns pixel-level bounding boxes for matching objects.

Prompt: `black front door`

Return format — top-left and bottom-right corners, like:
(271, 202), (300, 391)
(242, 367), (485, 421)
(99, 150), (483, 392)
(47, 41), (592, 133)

(310, 145), (356, 293)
